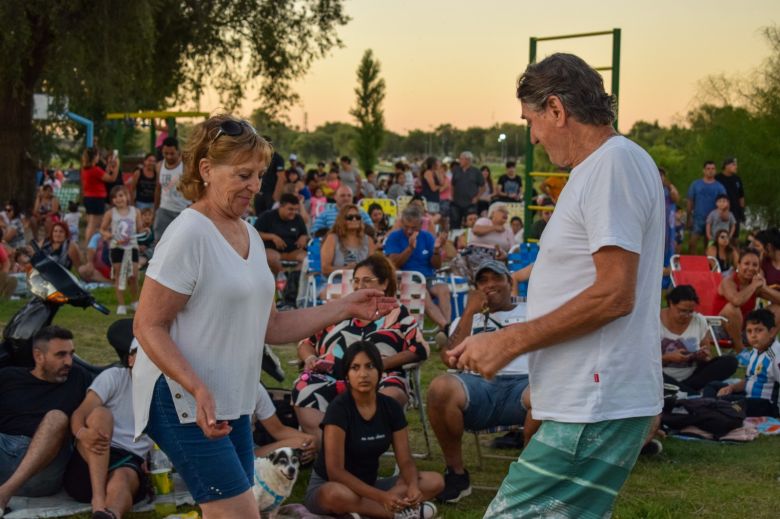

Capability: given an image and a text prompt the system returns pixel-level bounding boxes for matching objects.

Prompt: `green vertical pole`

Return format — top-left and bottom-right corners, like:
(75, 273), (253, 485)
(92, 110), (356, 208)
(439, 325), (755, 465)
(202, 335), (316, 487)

(523, 38), (537, 241)
(114, 121), (125, 156)
(149, 119), (156, 154)
(166, 117), (176, 138)
(611, 28), (621, 130)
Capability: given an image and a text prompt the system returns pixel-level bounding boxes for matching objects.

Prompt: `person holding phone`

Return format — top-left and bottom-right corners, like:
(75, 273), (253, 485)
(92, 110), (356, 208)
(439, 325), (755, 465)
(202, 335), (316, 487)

(292, 254), (430, 448)
(660, 285), (737, 394)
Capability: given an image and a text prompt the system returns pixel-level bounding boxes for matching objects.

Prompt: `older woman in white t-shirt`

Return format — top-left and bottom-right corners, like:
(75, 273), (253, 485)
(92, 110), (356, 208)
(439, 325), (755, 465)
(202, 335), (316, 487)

(455, 203), (515, 280)
(660, 285), (737, 394)
(132, 115), (396, 519)
(470, 203), (515, 255)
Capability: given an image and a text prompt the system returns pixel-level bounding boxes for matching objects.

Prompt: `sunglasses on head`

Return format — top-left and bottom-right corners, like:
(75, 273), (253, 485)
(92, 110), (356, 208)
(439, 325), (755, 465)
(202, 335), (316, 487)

(345, 214), (361, 221)
(209, 119), (258, 148)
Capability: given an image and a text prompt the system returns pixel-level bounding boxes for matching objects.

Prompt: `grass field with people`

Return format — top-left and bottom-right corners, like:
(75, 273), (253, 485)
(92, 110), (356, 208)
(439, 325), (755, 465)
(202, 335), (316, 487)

(1, 290), (777, 519)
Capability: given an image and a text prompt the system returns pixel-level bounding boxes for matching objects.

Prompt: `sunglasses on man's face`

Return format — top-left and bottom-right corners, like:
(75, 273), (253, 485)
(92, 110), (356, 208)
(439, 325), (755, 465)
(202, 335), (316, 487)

(209, 120), (258, 148)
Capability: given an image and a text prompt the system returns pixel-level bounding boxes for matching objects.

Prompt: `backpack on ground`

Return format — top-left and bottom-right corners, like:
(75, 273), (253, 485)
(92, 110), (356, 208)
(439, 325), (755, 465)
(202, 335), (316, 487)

(662, 397), (746, 438)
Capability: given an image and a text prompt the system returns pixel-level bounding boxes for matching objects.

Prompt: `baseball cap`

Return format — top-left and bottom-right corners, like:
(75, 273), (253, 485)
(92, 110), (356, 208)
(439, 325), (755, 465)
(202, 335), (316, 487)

(289, 153), (298, 161)
(722, 157), (737, 167)
(475, 259), (511, 279)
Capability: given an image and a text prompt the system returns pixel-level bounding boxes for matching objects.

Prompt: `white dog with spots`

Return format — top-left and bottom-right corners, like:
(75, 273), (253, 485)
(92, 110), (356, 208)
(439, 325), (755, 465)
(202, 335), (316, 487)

(252, 447), (301, 518)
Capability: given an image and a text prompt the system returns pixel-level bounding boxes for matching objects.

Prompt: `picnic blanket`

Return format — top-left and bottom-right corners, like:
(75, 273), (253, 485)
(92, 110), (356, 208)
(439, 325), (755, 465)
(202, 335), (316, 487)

(6, 474), (194, 519)
(744, 416), (780, 435)
(669, 420), (761, 442)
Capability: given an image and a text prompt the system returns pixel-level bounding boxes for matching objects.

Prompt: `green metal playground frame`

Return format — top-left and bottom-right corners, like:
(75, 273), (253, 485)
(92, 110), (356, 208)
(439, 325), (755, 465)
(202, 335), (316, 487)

(523, 28), (621, 241)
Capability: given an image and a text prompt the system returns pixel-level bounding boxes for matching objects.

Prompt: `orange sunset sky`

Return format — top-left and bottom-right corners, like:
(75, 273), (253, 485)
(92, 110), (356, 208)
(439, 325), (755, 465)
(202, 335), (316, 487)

(193, 0), (780, 134)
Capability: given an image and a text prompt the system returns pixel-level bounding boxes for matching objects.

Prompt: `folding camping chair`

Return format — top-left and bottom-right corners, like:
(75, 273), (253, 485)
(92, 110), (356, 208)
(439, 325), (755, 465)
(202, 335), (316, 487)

(670, 254), (720, 273)
(301, 237), (325, 307)
(507, 242), (539, 298)
(670, 268), (731, 355)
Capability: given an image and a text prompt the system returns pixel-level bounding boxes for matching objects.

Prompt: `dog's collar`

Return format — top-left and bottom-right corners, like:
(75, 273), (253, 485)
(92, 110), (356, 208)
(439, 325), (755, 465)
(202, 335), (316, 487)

(254, 473), (286, 511)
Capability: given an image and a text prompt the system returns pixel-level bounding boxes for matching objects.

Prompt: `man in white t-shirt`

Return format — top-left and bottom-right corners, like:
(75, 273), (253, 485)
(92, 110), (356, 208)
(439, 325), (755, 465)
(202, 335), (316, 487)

(64, 339), (153, 518)
(154, 136), (191, 242)
(449, 53), (665, 518)
(252, 384), (317, 463)
(428, 260), (528, 504)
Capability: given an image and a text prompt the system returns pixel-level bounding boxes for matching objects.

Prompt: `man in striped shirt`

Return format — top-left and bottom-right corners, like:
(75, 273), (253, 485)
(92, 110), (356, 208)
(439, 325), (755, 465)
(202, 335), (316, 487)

(718, 309), (780, 417)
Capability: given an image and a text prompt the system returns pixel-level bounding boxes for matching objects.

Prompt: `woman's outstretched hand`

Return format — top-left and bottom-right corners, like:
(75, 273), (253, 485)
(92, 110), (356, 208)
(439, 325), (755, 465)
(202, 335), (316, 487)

(340, 289), (398, 321)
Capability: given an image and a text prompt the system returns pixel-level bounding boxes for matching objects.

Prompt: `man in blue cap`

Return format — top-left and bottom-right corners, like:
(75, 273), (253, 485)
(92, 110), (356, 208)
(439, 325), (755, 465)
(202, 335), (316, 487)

(426, 259), (528, 503)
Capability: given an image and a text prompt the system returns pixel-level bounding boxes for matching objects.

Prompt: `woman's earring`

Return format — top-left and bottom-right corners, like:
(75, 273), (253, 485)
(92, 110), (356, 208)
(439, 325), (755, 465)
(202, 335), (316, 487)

(204, 180), (209, 187)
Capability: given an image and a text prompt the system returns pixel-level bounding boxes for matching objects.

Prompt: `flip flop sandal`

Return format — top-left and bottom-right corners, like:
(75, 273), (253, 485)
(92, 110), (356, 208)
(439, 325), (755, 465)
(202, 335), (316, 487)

(92, 510), (118, 519)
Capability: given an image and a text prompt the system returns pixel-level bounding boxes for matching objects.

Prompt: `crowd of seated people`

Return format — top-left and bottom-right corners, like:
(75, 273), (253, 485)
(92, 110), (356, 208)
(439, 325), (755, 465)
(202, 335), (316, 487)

(5, 144), (780, 519)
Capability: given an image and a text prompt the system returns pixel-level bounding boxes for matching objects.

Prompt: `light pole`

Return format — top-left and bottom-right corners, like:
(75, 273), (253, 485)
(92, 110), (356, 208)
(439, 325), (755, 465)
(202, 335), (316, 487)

(498, 133), (507, 162)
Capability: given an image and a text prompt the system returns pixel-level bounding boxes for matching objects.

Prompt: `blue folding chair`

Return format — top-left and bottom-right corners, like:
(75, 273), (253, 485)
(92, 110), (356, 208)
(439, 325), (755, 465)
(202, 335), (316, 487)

(507, 243), (539, 297)
(301, 237), (325, 307)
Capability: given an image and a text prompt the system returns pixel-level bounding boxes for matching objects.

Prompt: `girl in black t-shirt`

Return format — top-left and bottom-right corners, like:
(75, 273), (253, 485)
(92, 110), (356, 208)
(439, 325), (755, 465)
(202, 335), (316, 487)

(304, 341), (443, 518)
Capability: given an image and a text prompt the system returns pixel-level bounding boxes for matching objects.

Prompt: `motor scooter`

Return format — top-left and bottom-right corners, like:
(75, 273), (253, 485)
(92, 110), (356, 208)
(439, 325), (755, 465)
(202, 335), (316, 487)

(0, 243), (286, 381)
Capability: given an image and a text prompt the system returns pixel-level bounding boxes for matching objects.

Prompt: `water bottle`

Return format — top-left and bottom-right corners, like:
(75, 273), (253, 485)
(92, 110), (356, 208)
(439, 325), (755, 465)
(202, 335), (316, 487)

(275, 271), (287, 293)
(149, 444), (177, 517)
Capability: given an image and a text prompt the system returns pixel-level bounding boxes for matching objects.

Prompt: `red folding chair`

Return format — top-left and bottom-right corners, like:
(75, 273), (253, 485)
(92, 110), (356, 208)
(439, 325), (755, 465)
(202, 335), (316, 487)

(670, 254), (720, 273)
(670, 269), (731, 354)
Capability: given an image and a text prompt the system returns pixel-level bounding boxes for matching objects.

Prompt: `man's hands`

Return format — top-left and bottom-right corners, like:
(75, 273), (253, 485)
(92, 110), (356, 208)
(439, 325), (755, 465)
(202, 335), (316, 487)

(76, 426), (110, 455)
(407, 231), (419, 250)
(464, 288), (488, 315)
(447, 328), (518, 379)
(269, 234), (286, 250)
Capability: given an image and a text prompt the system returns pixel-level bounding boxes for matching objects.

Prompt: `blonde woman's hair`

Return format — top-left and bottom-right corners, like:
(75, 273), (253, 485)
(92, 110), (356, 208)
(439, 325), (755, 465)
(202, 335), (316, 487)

(180, 114), (272, 201)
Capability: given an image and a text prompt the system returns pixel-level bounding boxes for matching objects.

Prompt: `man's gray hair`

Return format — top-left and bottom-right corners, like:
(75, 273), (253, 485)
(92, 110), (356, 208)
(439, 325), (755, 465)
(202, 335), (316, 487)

(516, 53), (615, 126)
(459, 151), (474, 162)
(401, 204), (424, 222)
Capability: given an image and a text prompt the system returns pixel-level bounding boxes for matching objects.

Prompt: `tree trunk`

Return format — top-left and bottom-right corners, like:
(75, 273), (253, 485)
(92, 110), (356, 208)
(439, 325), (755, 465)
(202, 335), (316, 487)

(0, 85), (36, 212)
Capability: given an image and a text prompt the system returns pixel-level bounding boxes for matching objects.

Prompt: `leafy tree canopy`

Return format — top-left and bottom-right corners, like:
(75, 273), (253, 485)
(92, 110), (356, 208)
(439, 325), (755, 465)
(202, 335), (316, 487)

(0, 0), (349, 207)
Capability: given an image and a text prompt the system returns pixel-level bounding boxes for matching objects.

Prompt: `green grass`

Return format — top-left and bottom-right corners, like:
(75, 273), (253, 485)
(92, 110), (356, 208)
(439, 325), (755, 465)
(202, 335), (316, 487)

(2, 291), (779, 519)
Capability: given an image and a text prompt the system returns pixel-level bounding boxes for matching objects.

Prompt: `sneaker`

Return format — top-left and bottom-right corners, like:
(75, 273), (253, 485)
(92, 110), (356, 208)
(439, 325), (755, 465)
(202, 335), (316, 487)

(116, 305), (127, 315)
(436, 467), (471, 503)
(420, 502), (437, 518)
(490, 430), (524, 450)
(130, 301), (139, 311)
(640, 438), (663, 456)
(394, 502), (438, 519)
